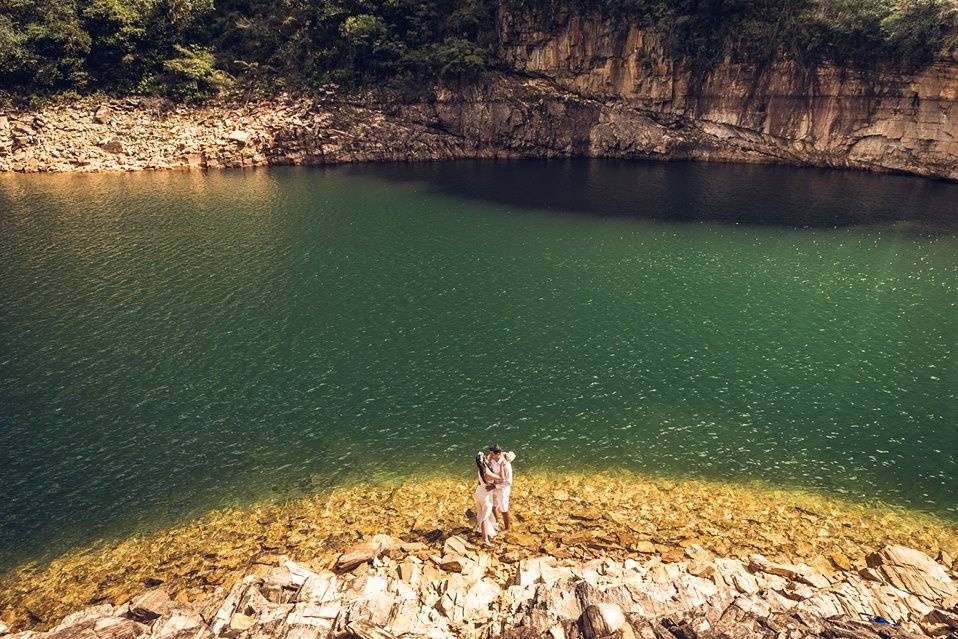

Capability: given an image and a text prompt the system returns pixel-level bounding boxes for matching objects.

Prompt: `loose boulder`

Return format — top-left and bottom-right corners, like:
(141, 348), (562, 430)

(580, 603), (626, 639)
(128, 589), (172, 623)
(867, 545), (957, 602)
(335, 535), (400, 572)
(226, 131), (251, 146)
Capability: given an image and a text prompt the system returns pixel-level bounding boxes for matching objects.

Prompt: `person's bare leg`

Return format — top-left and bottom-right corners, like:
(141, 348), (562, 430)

(502, 511), (511, 531)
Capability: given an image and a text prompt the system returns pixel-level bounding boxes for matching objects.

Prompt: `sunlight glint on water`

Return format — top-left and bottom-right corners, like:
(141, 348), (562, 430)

(0, 160), (956, 570)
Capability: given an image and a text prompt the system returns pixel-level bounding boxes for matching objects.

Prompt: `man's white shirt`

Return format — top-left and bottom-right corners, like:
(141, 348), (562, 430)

(488, 458), (512, 486)
(487, 458), (512, 512)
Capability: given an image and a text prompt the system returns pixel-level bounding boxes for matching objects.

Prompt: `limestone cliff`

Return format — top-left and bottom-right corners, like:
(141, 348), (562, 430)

(2, 7), (958, 178)
(494, 9), (958, 179)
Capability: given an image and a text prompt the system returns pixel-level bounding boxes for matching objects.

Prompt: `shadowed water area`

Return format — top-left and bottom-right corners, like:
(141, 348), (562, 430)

(1, 160), (956, 573)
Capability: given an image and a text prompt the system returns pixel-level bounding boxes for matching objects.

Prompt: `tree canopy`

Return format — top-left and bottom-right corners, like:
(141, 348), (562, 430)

(1, 0), (956, 102)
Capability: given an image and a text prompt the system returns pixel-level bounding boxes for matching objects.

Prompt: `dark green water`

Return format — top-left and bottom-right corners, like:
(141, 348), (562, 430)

(1, 160), (956, 570)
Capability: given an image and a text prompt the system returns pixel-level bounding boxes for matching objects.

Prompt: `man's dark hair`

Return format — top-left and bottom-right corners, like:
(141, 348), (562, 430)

(488, 443), (502, 453)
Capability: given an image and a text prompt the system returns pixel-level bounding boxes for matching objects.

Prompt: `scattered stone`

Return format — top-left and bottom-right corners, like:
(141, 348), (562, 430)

(437, 554), (465, 573)
(93, 106), (113, 125)
(127, 589), (171, 622)
(4, 541), (958, 639)
(226, 131), (251, 146)
(150, 612), (203, 639)
(831, 553), (853, 571)
(228, 613), (254, 633)
(783, 581), (815, 601)
(580, 603), (625, 639)
(443, 536), (471, 557)
(343, 620), (396, 639)
(923, 608), (958, 632)
(749, 554), (798, 580)
(868, 545), (957, 602)
(937, 550), (954, 571)
(795, 565), (831, 589)
(335, 535), (400, 572)
(98, 139), (124, 154)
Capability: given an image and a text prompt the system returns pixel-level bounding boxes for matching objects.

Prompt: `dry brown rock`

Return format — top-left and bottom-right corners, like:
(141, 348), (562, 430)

(335, 535), (400, 572)
(228, 613), (254, 634)
(94, 106), (113, 124)
(149, 611), (205, 639)
(443, 536), (471, 557)
(748, 554), (798, 580)
(226, 131), (251, 146)
(128, 590), (172, 623)
(831, 553), (853, 571)
(868, 546), (957, 603)
(437, 554), (465, 573)
(579, 604), (625, 639)
(342, 620), (396, 639)
(97, 139), (124, 154)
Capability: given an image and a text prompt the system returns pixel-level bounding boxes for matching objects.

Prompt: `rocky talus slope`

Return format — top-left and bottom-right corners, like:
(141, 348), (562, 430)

(1, 536), (956, 639)
(3, 10), (958, 178)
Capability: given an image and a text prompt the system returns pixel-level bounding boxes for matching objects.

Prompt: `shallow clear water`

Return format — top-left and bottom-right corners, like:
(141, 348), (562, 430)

(1, 160), (956, 570)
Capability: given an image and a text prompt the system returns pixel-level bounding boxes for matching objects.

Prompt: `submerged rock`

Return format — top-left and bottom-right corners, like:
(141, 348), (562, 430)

(3, 472), (957, 634)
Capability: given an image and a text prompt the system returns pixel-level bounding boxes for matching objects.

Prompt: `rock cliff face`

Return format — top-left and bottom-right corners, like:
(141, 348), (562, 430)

(2, 7), (958, 178)
(496, 9), (958, 179)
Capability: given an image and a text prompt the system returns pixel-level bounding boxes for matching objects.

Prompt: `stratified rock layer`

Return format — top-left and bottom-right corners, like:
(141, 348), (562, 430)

(2, 9), (958, 179)
(3, 536), (957, 639)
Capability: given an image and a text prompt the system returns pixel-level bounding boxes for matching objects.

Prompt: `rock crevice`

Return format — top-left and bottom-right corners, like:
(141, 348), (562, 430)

(3, 541), (956, 639)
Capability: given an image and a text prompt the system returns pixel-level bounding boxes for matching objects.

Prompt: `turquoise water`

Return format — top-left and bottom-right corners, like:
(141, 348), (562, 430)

(1, 160), (956, 570)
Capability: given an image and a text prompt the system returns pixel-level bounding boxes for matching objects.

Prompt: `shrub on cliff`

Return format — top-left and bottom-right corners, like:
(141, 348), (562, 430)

(581, 0), (958, 70)
(160, 44), (232, 101)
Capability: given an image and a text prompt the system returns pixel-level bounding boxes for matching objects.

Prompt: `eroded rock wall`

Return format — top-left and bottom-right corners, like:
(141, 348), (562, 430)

(2, 6), (958, 178)
(497, 9), (958, 179)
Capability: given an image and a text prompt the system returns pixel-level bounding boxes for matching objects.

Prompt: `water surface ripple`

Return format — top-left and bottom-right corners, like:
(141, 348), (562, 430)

(1, 160), (956, 570)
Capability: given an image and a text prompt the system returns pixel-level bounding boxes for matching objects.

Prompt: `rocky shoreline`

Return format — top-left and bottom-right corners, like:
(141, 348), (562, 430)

(1, 533), (957, 639)
(3, 48), (958, 180)
(2, 473), (957, 638)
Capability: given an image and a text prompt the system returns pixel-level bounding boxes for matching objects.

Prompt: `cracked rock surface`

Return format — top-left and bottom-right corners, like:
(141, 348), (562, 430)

(2, 539), (956, 639)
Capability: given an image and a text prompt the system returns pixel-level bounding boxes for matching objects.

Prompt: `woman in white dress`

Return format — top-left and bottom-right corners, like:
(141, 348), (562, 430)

(474, 452), (502, 547)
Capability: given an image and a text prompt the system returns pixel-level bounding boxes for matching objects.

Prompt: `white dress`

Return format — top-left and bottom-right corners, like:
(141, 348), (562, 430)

(474, 471), (498, 539)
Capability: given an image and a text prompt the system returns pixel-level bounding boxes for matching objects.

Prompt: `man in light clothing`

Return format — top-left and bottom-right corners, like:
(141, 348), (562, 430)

(486, 443), (514, 531)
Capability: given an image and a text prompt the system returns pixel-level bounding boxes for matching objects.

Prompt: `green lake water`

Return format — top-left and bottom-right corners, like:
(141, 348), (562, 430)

(1, 160), (956, 570)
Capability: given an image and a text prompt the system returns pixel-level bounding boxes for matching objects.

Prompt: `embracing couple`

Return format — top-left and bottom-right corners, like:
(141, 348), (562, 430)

(474, 443), (515, 547)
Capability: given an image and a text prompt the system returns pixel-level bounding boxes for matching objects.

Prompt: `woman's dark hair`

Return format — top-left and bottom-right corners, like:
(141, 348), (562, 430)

(475, 451), (490, 483)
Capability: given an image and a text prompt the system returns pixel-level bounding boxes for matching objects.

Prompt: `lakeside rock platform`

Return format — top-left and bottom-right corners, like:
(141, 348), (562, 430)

(1, 473), (957, 637)
(2, 535), (957, 639)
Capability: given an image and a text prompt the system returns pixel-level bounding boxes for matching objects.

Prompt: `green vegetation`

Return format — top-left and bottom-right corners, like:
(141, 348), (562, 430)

(590, 0), (958, 70)
(1, 0), (956, 101)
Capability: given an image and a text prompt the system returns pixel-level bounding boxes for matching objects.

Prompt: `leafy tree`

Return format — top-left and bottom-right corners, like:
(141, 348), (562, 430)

(881, 0), (958, 69)
(0, 0), (91, 89)
(160, 43), (232, 100)
(2, 0), (957, 101)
